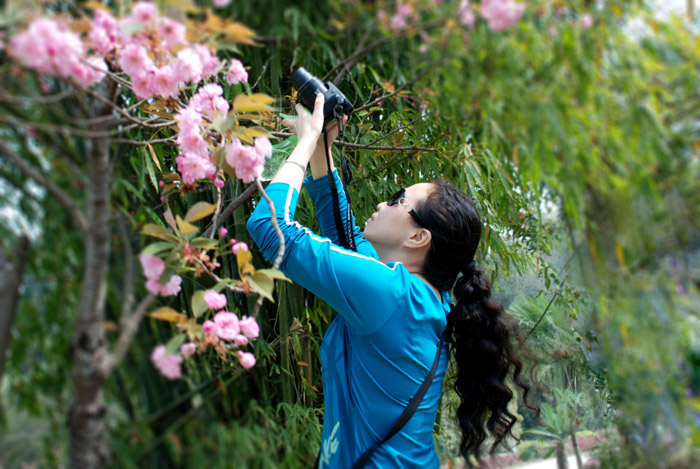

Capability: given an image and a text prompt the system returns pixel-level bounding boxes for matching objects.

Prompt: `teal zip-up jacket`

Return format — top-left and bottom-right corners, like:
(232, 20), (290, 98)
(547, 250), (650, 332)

(247, 171), (450, 468)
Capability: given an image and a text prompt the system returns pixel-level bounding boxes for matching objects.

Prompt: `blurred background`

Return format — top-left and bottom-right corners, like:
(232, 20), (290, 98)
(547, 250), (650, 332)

(0, 0), (698, 467)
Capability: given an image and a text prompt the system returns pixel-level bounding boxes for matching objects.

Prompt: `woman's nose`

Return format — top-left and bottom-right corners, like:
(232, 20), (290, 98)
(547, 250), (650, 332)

(376, 201), (386, 211)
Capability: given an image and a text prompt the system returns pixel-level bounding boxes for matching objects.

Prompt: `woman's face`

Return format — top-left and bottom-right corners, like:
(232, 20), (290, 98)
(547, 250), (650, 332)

(363, 182), (434, 250)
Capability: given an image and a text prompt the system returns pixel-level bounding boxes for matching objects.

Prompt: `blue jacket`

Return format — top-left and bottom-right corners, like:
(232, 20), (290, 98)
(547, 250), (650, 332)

(247, 171), (450, 468)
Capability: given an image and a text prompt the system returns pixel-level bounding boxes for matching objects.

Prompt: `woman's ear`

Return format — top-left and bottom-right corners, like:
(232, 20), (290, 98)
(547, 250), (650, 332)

(406, 228), (432, 250)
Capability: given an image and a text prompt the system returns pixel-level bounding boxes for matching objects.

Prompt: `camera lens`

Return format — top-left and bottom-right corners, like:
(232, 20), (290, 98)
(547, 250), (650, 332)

(291, 67), (328, 109)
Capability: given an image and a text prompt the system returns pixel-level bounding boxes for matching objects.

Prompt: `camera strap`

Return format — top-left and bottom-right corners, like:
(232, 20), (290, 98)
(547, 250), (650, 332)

(322, 106), (356, 251)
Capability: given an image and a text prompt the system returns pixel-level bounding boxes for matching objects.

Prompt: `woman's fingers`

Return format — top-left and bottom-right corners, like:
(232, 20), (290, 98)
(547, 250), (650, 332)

(280, 118), (297, 133)
(312, 92), (325, 122)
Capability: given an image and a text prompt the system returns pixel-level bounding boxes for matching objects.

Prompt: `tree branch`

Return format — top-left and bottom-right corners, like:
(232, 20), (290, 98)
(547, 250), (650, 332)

(110, 137), (177, 146)
(101, 294), (156, 377)
(202, 183), (259, 238)
(117, 214), (135, 319)
(0, 140), (89, 233)
(0, 88), (73, 105)
(270, 132), (437, 152)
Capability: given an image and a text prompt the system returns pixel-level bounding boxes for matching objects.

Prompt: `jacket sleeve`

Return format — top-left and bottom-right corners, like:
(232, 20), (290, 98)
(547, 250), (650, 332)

(303, 170), (377, 259)
(246, 182), (408, 334)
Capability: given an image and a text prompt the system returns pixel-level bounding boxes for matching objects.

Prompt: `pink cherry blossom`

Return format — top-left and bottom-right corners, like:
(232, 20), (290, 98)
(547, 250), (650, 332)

(159, 274), (182, 296)
(131, 2), (158, 25)
(204, 290), (228, 310)
(226, 59), (248, 85)
(239, 315), (260, 339)
(213, 0), (232, 8)
(175, 48), (204, 83)
(219, 227), (228, 237)
(193, 44), (222, 79)
(180, 342), (197, 357)
(214, 178), (225, 188)
(176, 152), (215, 185)
(234, 335), (249, 346)
(237, 351), (256, 369)
(152, 64), (181, 98)
(212, 311), (240, 341)
(177, 127), (209, 157)
(389, 14), (407, 31)
(158, 18), (186, 48)
(175, 106), (203, 130)
(191, 84), (230, 119)
(202, 320), (219, 335)
(89, 10), (119, 54)
(458, 1), (476, 29)
(71, 56), (107, 87)
(480, 0), (526, 32)
(225, 138), (269, 183)
(254, 136), (273, 159)
(140, 253), (165, 280)
(119, 44), (154, 77)
(581, 13), (593, 29)
(131, 70), (156, 99)
(9, 18), (88, 80)
(397, 4), (412, 17)
(151, 345), (183, 380)
(232, 242), (248, 255)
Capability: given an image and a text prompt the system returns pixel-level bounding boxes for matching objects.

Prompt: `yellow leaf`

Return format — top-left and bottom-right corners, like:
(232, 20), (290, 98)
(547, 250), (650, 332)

(237, 248), (255, 276)
(149, 307), (186, 323)
(243, 126), (271, 138)
(142, 223), (179, 242)
(233, 94), (275, 113)
(615, 242), (626, 269)
(184, 201), (216, 222)
(82, 0), (112, 12)
(229, 128), (254, 145)
(163, 0), (200, 13)
(147, 143), (162, 172)
(222, 21), (258, 45)
(69, 16), (92, 34)
(176, 215), (199, 235)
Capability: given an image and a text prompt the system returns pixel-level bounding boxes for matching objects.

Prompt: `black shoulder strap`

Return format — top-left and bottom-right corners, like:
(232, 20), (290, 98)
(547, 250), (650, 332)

(351, 330), (447, 469)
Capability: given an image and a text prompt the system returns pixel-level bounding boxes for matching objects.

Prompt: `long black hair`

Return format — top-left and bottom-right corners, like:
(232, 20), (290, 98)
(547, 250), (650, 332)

(415, 180), (538, 464)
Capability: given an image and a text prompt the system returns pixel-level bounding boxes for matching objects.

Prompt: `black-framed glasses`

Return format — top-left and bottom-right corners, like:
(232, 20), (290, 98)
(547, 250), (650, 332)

(387, 188), (429, 229)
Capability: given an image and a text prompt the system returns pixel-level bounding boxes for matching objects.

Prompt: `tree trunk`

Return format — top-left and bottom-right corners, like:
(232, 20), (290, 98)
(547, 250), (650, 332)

(570, 431), (583, 469)
(68, 79), (116, 468)
(556, 440), (569, 469)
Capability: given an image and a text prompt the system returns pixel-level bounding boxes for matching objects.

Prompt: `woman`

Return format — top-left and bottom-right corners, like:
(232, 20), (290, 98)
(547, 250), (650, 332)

(247, 93), (535, 468)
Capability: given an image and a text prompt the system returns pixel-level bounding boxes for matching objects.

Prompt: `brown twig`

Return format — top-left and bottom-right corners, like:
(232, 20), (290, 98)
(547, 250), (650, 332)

(111, 137), (177, 146)
(0, 140), (89, 233)
(364, 117), (423, 147)
(255, 178), (285, 270)
(202, 183), (259, 238)
(117, 214), (135, 319)
(0, 114), (168, 138)
(0, 89), (73, 105)
(101, 294), (156, 377)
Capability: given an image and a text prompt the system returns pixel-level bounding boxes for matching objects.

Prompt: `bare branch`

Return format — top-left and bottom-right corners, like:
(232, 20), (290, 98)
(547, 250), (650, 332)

(101, 294), (156, 377)
(255, 178), (285, 270)
(202, 183), (259, 238)
(0, 89), (73, 105)
(0, 114), (170, 138)
(110, 137), (177, 146)
(210, 183), (223, 240)
(364, 117), (422, 147)
(81, 84), (179, 130)
(0, 140), (89, 233)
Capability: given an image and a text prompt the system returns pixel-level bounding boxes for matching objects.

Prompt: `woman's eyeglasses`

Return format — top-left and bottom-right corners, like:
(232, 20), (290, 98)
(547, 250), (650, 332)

(387, 188), (429, 229)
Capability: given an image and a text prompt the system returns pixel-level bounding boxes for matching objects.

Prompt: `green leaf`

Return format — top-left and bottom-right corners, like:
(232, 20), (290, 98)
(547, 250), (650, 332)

(190, 237), (219, 249)
(140, 241), (176, 255)
(191, 290), (208, 318)
(165, 333), (186, 355)
(247, 272), (275, 301)
(142, 223), (179, 243)
(212, 117), (237, 135)
(255, 269), (291, 282)
(144, 147), (158, 191)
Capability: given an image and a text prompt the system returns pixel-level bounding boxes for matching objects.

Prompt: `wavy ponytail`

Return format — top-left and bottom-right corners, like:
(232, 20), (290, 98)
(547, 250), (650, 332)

(415, 180), (537, 464)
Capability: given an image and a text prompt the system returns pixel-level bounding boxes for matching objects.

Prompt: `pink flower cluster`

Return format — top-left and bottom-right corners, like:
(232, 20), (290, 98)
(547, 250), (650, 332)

(377, 3), (414, 31)
(9, 18), (106, 87)
(174, 103), (215, 185)
(115, 3), (221, 100)
(139, 253), (182, 296)
(480, 0), (526, 32)
(226, 59), (248, 85)
(151, 345), (183, 380)
(202, 310), (260, 369)
(458, 1), (476, 29)
(225, 137), (273, 183)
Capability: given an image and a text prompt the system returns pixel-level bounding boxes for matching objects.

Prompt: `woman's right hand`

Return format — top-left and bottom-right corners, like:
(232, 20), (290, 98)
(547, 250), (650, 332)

(282, 92), (326, 147)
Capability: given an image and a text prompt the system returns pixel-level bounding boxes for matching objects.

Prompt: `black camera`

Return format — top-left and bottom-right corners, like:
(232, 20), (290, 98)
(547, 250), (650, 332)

(290, 67), (354, 126)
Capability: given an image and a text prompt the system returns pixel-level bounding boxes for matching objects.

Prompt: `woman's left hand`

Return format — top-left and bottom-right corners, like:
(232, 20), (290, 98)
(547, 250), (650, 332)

(282, 92), (325, 146)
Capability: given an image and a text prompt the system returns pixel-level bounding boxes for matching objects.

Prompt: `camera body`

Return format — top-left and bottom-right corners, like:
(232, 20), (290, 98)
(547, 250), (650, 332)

(291, 67), (354, 126)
